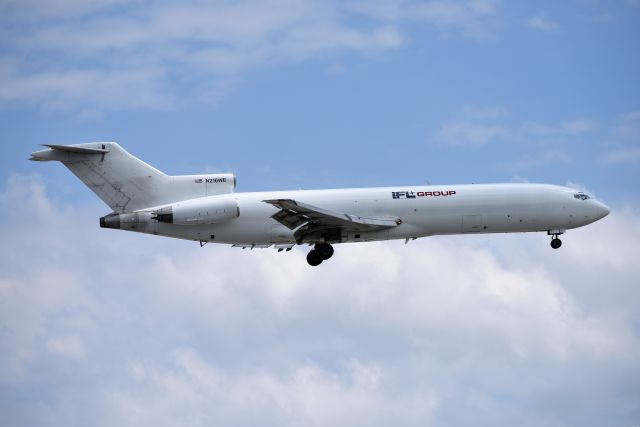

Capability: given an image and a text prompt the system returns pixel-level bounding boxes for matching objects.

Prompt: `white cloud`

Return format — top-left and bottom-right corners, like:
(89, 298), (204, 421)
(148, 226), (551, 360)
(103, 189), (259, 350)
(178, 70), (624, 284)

(0, 1), (404, 111)
(603, 146), (640, 164)
(0, 67), (171, 111)
(433, 104), (510, 146)
(47, 336), (87, 362)
(348, 0), (498, 33)
(435, 121), (510, 145)
(1, 174), (639, 426)
(433, 106), (594, 148)
(603, 110), (640, 164)
(562, 118), (594, 134)
(512, 149), (570, 170)
(460, 104), (506, 120)
(565, 180), (594, 195)
(613, 110), (640, 140)
(0, 0), (132, 21)
(0, 0), (499, 112)
(526, 15), (561, 32)
(405, 0), (499, 37)
(100, 350), (438, 427)
(523, 118), (595, 137)
(0, 177), (640, 425)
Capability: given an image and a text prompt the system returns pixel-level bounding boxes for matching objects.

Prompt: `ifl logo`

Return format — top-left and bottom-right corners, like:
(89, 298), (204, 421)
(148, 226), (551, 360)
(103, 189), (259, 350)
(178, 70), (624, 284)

(392, 191), (416, 199)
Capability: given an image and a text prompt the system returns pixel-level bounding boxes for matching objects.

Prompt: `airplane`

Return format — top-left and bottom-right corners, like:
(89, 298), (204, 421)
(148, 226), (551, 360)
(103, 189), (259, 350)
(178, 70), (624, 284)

(30, 142), (610, 266)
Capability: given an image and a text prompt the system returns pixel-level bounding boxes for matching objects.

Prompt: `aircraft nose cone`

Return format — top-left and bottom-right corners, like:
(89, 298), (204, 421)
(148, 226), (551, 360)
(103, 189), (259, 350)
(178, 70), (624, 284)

(594, 201), (610, 220)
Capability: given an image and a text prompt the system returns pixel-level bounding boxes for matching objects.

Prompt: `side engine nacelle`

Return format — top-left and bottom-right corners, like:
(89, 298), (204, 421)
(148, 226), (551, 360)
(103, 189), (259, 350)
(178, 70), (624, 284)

(153, 197), (239, 225)
(100, 211), (154, 230)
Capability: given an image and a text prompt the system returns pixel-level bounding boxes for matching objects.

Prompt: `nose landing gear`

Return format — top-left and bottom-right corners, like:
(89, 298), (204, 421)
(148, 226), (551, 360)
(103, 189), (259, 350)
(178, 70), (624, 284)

(306, 243), (334, 266)
(547, 229), (564, 249)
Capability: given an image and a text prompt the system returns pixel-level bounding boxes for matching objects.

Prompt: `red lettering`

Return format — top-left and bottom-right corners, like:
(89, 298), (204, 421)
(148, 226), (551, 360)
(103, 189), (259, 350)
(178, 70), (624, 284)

(408, 189), (457, 197)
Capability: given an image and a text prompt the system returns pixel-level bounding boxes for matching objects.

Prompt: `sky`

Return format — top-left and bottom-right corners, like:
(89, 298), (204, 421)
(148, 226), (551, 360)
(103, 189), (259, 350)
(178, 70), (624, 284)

(1, 0), (639, 426)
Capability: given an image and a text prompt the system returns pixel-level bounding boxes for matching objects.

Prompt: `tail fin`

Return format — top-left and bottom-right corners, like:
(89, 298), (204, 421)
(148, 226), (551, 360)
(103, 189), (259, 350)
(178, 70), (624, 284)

(30, 142), (236, 212)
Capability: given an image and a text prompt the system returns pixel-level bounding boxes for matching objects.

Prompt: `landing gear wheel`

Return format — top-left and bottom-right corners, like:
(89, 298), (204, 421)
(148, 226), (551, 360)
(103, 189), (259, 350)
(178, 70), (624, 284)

(550, 238), (562, 249)
(306, 250), (323, 266)
(316, 243), (334, 260)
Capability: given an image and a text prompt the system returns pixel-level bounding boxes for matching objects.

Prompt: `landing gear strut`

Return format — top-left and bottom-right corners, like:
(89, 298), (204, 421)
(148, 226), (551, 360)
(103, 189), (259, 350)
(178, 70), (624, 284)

(306, 243), (334, 266)
(548, 230), (564, 249)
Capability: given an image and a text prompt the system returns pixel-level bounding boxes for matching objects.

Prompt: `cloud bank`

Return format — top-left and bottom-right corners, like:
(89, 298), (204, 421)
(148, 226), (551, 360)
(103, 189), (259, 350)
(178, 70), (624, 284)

(1, 174), (639, 426)
(0, 0), (498, 112)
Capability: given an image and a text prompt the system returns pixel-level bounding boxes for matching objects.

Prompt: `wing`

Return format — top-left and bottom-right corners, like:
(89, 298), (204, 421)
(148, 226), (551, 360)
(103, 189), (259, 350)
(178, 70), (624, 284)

(264, 198), (401, 242)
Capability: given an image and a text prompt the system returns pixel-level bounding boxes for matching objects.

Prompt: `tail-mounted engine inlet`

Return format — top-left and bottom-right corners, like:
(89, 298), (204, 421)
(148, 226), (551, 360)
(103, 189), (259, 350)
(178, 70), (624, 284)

(151, 207), (174, 224)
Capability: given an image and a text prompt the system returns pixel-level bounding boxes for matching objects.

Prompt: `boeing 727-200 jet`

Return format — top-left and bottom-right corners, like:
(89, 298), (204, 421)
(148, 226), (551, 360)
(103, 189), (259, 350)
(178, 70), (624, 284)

(30, 142), (610, 266)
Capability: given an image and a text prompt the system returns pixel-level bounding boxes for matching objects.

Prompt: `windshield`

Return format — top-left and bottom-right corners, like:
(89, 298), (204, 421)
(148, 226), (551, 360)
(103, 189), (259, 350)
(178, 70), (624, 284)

(574, 193), (590, 200)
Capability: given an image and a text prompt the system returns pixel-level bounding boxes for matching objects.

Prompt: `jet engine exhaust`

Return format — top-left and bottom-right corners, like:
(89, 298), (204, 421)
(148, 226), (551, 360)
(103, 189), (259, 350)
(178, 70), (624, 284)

(99, 212), (153, 230)
(100, 213), (121, 229)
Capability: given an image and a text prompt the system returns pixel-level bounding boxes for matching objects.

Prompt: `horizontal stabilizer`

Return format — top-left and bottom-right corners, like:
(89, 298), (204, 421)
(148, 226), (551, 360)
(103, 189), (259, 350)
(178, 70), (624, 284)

(43, 144), (110, 154)
(30, 143), (111, 161)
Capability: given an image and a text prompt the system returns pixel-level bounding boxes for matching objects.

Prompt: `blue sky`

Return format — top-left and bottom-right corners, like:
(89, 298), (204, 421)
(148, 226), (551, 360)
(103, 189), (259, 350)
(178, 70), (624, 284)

(1, 1), (640, 426)
(2, 0), (639, 198)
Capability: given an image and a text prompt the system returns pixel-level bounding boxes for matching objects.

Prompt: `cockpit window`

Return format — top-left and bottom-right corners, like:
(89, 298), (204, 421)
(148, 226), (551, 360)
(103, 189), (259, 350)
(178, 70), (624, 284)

(574, 193), (590, 200)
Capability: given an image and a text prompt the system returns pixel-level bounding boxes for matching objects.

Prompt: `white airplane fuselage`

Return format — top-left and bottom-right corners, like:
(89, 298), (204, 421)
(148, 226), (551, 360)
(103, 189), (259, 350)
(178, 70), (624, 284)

(31, 142), (610, 265)
(106, 184), (607, 244)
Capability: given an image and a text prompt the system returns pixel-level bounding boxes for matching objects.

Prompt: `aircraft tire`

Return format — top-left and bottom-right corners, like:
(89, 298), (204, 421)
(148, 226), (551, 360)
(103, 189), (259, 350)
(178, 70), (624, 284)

(307, 250), (323, 266)
(550, 238), (562, 249)
(316, 244), (334, 260)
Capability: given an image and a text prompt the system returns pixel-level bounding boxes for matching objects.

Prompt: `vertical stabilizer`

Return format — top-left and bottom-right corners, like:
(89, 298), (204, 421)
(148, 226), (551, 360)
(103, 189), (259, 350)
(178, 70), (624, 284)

(31, 142), (237, 212)
(31, 142), (168, 212)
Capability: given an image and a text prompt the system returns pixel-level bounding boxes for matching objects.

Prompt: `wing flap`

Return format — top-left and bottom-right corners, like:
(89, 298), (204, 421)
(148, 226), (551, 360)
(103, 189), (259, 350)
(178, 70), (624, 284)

(263, 199), (401, 231)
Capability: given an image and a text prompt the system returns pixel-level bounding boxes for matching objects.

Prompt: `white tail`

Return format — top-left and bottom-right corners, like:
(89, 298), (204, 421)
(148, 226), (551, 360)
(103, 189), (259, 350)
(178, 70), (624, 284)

(30, 142), (236, 212)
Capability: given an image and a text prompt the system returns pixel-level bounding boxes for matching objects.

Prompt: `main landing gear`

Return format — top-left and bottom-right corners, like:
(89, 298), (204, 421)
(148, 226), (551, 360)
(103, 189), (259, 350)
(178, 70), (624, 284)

(306, 243), (334, 266)
(548, 230), (564, 249)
